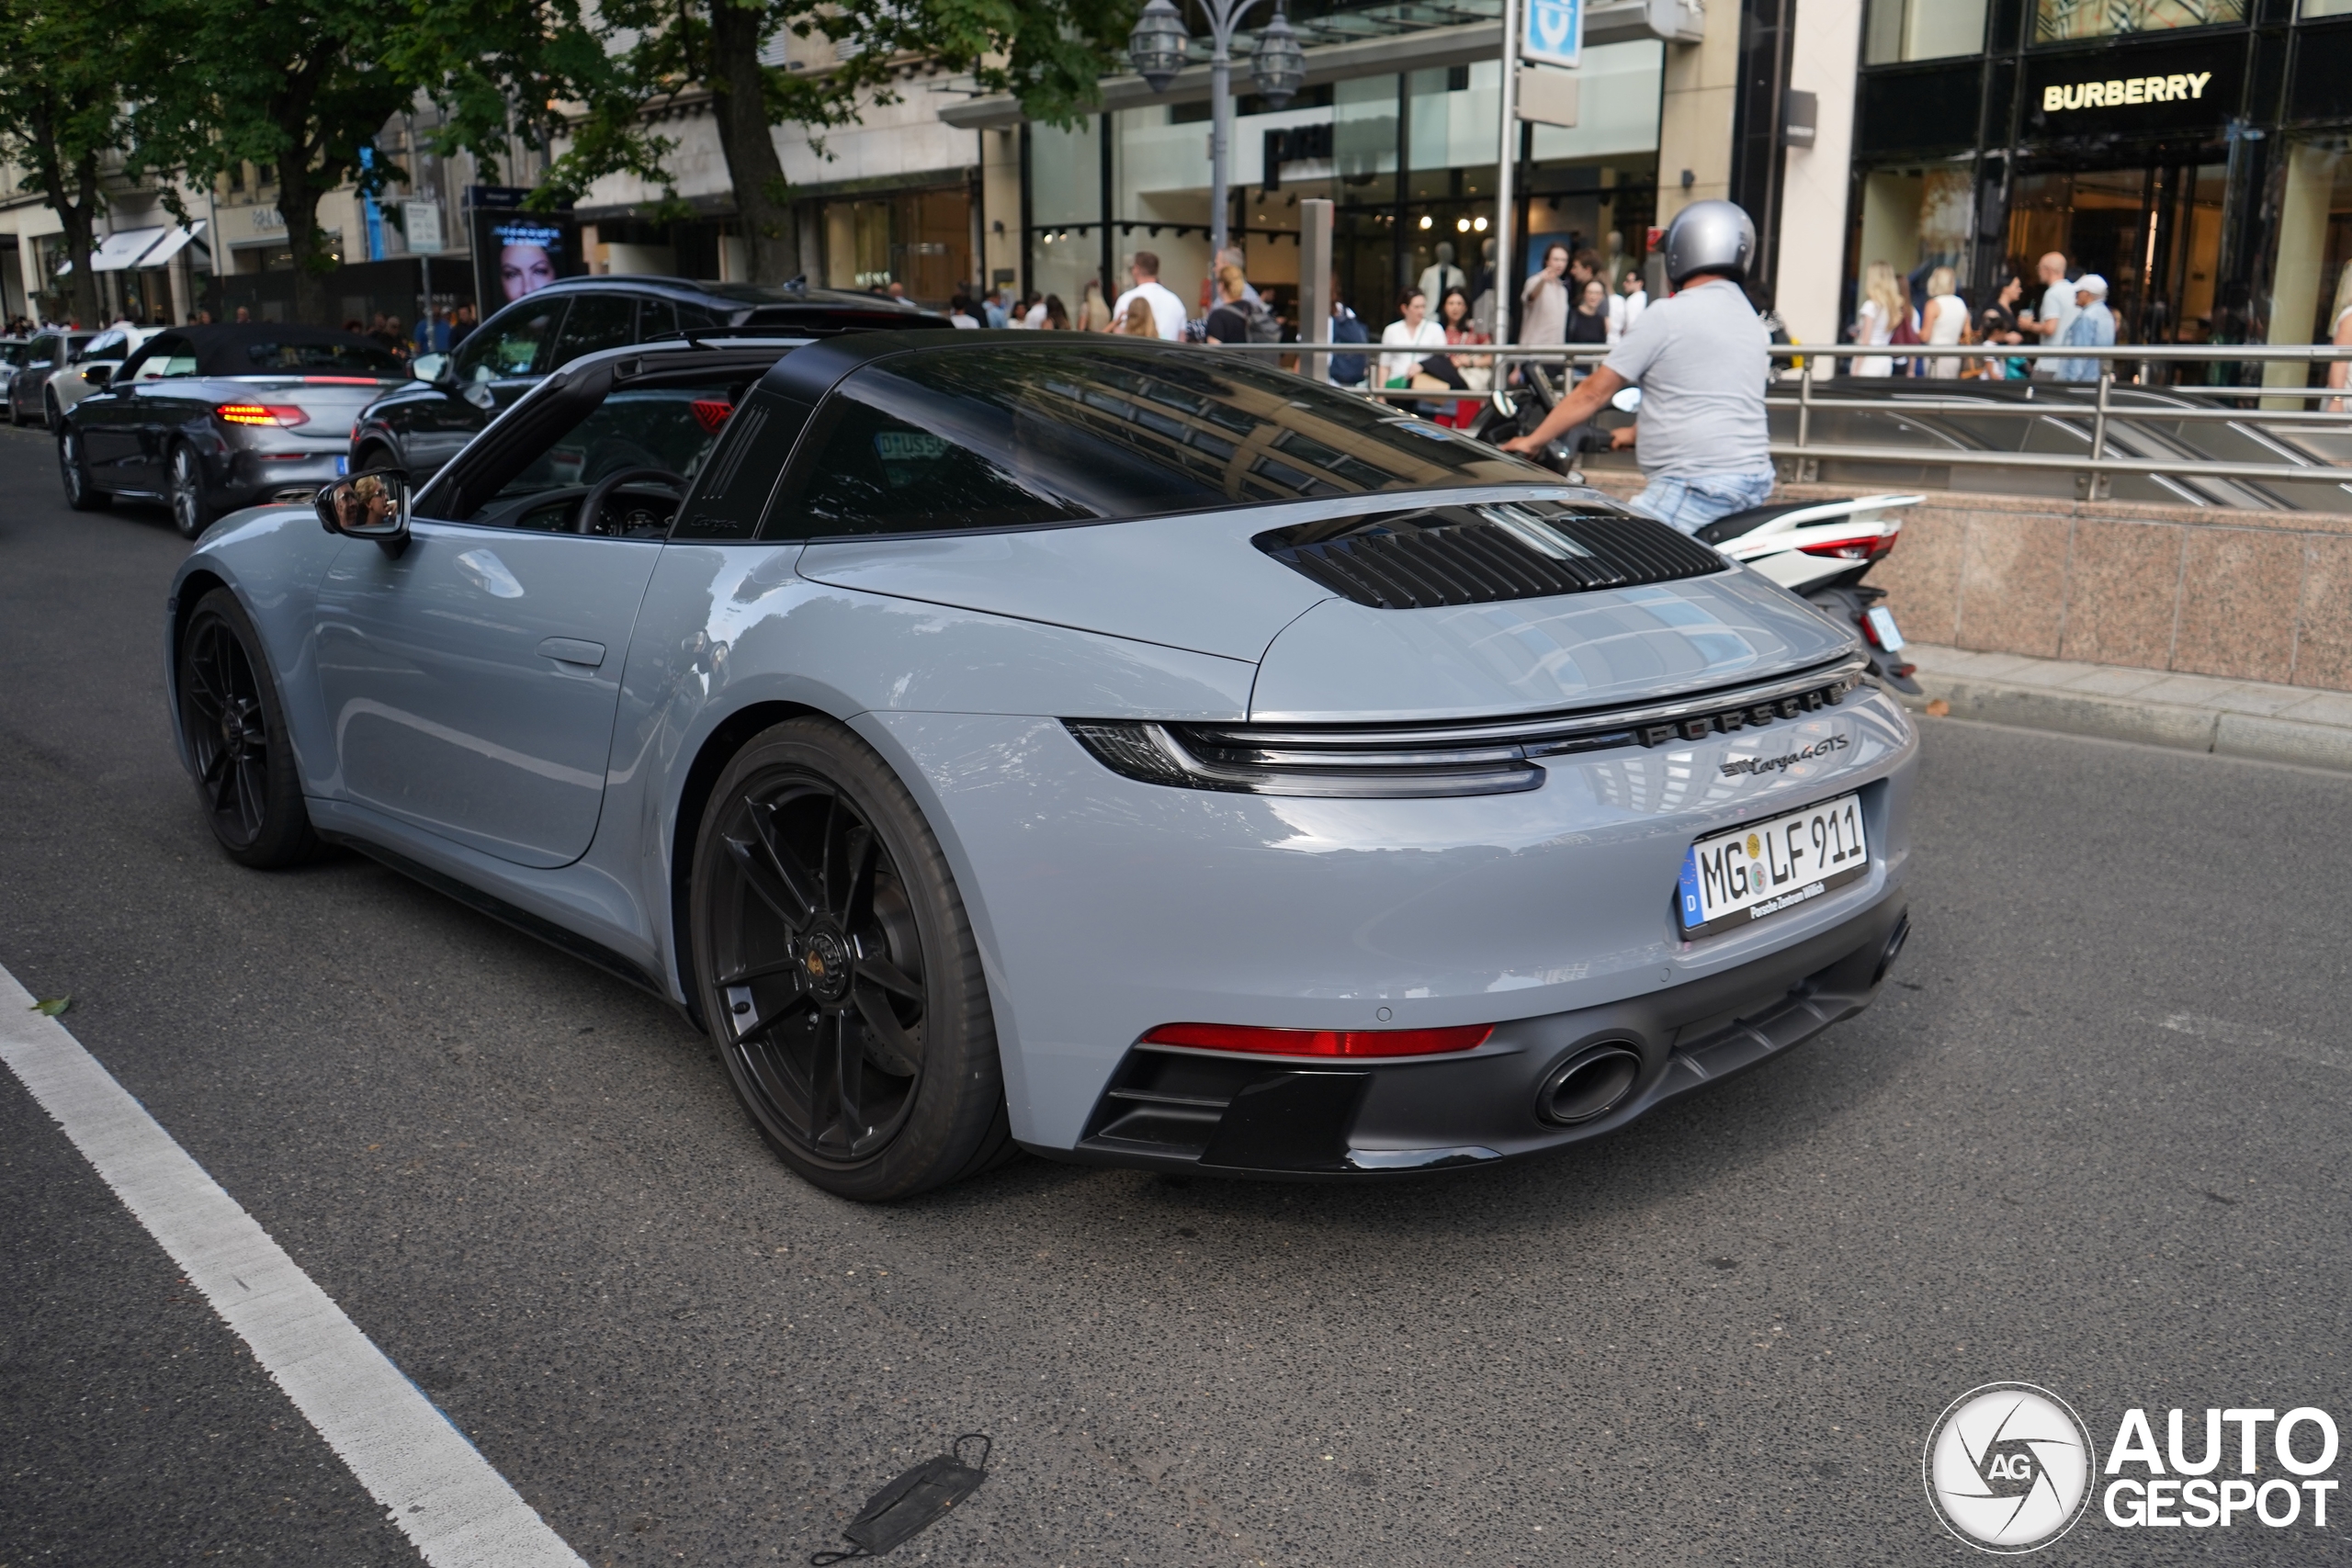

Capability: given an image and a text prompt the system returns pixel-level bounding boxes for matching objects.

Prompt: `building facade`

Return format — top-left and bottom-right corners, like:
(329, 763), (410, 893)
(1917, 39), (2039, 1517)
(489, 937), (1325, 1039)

(1843, 0), (2352, 387)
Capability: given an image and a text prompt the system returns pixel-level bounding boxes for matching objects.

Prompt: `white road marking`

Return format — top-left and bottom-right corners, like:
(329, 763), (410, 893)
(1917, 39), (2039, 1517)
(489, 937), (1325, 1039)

(0, 964), (586, 1568)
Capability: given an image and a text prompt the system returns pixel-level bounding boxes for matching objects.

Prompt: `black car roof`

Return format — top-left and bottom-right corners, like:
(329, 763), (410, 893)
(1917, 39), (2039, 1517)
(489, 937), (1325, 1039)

(144, 323), (401, 378)
(513, 275), (950, 328)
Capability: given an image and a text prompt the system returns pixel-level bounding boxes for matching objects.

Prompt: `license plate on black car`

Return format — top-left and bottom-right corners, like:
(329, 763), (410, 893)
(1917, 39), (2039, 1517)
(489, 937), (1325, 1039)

(1678, 794), (1869, 939)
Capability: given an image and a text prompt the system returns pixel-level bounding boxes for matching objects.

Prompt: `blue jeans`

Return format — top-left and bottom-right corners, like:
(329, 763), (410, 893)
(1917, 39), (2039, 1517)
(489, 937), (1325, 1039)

(1626, 468), (1777, 535)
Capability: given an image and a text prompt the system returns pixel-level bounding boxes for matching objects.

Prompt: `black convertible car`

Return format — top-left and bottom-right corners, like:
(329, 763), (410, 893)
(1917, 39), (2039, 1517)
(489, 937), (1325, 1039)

(348, 276), (948, 482)
(58, 324), (410, 537)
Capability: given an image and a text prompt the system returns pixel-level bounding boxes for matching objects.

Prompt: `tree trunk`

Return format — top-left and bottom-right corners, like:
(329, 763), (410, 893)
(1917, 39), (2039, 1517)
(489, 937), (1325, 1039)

(24, 103), (104, 325)
(277, 163), (334, 325)
(707, 0), (798, 285)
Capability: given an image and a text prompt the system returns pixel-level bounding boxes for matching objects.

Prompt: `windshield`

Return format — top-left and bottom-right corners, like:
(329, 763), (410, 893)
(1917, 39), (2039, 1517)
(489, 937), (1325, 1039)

(766, 343), (1548, 540)
(240, 339), (407, 377)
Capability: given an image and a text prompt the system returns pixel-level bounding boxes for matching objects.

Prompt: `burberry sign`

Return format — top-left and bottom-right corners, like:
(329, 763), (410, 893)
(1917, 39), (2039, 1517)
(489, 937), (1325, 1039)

(2041, 72), (2213, 112)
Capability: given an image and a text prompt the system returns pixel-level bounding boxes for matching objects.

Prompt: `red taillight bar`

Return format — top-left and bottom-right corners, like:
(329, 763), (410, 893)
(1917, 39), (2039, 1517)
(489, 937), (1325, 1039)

(1141, 1021), (1493, 1058)
(216, 402), (310, 428)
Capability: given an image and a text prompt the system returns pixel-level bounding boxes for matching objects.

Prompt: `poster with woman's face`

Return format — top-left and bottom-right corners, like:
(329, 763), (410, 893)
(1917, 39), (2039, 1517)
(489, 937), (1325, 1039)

(466, 191), (582, 314)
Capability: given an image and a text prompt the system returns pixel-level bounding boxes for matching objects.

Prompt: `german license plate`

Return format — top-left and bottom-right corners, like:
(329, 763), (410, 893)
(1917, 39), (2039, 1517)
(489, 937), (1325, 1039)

(1864, 604), (1904, 650)
(1678, 793), (1869, 939)
(334, 454), (350, 477)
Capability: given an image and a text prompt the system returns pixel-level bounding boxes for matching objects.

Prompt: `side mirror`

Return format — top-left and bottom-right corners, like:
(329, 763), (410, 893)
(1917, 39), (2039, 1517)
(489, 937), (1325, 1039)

(412, 352), (448, 383)
(315, 468), (411, 555)
(1610, 385), (1643, 413)
(82, 363), (111, 389)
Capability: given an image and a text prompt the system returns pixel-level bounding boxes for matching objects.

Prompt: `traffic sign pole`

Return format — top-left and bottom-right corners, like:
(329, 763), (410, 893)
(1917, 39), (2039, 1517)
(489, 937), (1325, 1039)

(1494, 0), (1520, 343)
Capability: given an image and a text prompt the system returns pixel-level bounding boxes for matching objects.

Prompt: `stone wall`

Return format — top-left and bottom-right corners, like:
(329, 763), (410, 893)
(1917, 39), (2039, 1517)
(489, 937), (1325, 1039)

(1580, 474), (2352, 694)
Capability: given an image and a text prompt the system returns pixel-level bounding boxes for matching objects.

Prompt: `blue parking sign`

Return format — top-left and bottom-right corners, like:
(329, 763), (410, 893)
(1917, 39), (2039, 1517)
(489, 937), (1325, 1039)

(1522, 0), (1581, 69)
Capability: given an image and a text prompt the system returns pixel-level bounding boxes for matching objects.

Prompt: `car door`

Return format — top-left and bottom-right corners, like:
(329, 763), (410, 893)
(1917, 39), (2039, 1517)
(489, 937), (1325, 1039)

(311, 368), (731, 869)
(403, 296), (570, 477)
(80, 334), (179, 491)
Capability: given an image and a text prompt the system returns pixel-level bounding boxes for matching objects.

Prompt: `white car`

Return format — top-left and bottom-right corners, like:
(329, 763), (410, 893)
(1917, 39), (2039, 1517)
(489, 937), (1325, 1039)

(50, 324), (164, 422)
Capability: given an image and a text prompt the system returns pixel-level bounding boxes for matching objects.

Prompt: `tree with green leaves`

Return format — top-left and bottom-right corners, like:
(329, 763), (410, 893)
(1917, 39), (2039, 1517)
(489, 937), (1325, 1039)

(0, 0), (145, 324)
(546, 0), (1136, 284)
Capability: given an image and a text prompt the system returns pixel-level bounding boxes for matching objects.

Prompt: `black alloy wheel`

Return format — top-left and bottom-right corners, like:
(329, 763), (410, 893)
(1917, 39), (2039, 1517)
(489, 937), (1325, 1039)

(169, 445), (215, 539)
(59, 429), (110, 512)
(42, 388), (60, 433)
(691, 718), (1012, 1200)
(176, 589), (322, 867)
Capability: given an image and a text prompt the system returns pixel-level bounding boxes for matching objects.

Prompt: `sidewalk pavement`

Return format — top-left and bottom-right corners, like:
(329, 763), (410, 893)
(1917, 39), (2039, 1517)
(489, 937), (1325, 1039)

(1896, 644), (2352, 773)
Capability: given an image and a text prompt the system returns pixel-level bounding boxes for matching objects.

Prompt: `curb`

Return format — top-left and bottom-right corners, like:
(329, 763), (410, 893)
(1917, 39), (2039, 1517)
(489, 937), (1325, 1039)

(1894, 675), (2352, 773)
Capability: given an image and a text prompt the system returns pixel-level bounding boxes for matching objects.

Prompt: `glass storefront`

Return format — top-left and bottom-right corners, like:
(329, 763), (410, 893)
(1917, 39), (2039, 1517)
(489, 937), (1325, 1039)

(1845, 0), (2352, 390)
(1021, 39), (1660, 336)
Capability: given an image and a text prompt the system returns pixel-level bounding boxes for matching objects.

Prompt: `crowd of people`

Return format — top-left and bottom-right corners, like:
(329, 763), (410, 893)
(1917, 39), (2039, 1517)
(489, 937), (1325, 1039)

(1849, 251), (2120, 381)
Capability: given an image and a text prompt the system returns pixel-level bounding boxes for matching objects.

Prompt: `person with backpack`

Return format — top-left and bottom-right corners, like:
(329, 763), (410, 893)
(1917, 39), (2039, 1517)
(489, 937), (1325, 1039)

(1327, 273), (1370, 387)
(1204, 264), (1281, 346)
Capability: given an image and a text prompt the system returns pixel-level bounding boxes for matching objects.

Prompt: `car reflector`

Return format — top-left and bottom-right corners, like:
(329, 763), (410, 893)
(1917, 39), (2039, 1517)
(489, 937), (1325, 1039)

(216, 402), (310, 427)
(1141, 1021), (1492, 1057)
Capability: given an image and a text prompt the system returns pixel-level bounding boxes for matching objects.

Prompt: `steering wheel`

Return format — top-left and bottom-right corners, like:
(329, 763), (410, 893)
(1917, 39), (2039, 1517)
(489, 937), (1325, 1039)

(576, 467), (688, 536)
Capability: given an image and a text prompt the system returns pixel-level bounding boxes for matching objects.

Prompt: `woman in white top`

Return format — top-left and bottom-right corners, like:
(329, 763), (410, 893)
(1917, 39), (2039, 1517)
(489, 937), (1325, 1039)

(1852, 260), (1912, 377)
(1378, 288), (1451, 392)
(1920, 265), (1968, 378)
(2327, 262), (2352, 413)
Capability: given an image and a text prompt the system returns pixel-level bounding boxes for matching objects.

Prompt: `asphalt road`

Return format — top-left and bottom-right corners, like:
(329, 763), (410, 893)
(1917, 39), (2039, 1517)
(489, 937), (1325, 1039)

(3, 422), (2347, 1567)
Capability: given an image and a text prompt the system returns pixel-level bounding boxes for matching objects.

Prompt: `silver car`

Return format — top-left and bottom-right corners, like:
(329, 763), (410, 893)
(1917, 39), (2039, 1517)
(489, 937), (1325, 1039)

(167, 333), (1917, 1200)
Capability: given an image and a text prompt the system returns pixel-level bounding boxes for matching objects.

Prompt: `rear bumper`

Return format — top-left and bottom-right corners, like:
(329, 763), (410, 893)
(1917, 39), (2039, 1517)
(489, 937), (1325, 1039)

(1046, 887), (1909, 1177)
(225, 446), (343, 507)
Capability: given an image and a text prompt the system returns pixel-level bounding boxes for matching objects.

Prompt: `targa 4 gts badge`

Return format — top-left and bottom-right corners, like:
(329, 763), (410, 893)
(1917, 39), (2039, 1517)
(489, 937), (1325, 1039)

(1924, 1383), (2096, 1552)
(1719, 734), (1849, 779)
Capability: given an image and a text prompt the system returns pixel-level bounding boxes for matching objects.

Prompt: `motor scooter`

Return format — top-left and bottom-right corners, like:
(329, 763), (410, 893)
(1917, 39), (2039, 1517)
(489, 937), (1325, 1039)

(1466, 382), (1924, 695)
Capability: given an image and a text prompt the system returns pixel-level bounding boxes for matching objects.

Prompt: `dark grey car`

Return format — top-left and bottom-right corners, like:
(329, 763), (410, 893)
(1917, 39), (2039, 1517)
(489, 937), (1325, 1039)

(348, 276), (946, 482)
(7, 328), (96, 429)
(58, 324), (409, 536)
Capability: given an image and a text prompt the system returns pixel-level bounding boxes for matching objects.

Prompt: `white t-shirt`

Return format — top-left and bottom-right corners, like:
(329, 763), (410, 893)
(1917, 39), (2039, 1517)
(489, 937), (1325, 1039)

(949, 310), (979, 330)
(1607, 288), (1647, 344)
(1020, 302), (1046, 330)
(1111, 279), (1186, 341)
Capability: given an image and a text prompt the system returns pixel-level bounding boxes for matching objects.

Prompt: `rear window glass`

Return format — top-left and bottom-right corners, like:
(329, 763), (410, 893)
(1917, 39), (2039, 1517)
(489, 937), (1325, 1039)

(763, 343), (1548, 539)
(241, 339), (407, 376)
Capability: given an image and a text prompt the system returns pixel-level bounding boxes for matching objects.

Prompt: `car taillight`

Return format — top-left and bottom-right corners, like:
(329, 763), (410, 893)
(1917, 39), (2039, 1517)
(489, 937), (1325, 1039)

(1798, 532), (1896, 561)
(690, 398), (735, 434)
(1141, 1021), (1493, 1058)
(216, 402), (309, 427)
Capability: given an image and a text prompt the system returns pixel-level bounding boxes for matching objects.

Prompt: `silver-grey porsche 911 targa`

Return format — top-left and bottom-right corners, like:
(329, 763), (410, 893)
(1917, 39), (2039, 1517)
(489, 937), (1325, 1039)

(165, 332), (1916, 1199)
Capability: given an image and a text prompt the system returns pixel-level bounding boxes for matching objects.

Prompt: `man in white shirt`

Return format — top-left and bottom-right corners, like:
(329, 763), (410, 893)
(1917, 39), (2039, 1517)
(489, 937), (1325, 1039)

(1110, 251), (1186, 341)
(2029, 251), (2077, 378)
(1607, 268), (1646, 343)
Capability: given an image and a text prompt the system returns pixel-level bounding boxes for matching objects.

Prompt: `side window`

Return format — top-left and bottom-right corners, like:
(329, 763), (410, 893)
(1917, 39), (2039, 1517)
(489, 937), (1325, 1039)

(453, 299), (568, 385)
(763, 374), (1094, 539)
(550, 293), (636, 365)
(638, 298), (678, 341)
(469, 380), (752, 531)
(125, 336), (183, 381)
(79, 330), (121, 363)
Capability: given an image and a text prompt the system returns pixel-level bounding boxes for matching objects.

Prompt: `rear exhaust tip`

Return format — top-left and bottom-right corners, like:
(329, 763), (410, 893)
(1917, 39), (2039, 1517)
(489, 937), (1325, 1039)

(1872, 911), (1911, 987)
(1536, 1043), (1644, 1126)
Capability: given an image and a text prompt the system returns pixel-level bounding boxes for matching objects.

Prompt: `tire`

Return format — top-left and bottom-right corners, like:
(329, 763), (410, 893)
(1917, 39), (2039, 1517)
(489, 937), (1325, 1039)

(354, 443), (402, 480)
(689, 716), (1013, 1201)
(58, 428), (110, 512)
(175, 588), (322, 868)
(42, 389), (59, 434)
(168, 444), (215, 539)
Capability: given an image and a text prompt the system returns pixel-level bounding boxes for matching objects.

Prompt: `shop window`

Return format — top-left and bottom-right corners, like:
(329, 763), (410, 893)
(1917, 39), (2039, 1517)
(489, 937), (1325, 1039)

(2304, 0), (2352, 15)
(2004, 164), (2223, 345)
(2264, 138), (2352, 393)
(2032, 0), (2245, 44)
(1865, 0), (1988, 62)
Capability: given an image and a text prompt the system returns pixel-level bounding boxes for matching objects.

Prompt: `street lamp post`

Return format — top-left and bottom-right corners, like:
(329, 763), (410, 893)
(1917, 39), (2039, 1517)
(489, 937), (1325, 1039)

(1130, 0), (1305, 269)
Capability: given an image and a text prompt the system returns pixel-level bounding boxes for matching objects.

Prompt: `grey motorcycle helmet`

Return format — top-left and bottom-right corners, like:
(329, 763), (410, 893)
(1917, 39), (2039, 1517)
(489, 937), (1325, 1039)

(1660, 199), (1757, 288)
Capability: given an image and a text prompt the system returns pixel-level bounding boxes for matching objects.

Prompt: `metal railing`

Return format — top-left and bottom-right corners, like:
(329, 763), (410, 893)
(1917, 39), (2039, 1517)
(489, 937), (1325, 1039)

(1191, 337), (2352, 493)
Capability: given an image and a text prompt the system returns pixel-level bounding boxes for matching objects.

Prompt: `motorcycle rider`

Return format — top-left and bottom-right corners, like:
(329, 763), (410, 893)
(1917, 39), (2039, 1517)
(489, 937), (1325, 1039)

(1502, 199), (1772, 534)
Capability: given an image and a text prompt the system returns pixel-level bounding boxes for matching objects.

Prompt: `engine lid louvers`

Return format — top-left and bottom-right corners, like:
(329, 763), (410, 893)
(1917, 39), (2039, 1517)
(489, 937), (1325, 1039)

(1255, 502), (1726, 610)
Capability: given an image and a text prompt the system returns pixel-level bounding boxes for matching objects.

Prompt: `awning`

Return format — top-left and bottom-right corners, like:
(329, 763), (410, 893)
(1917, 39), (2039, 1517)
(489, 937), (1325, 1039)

(139, 220), (209, 267)
(86, 227), (171, 272)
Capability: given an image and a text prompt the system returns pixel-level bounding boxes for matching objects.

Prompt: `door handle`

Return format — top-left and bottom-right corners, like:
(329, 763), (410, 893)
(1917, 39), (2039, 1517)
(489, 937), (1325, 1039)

(537, 637), (606, 669)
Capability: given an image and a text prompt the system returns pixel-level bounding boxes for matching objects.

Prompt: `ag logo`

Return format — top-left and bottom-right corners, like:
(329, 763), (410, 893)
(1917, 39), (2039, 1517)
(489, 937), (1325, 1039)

(1924, 1382), (2097, 1552)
